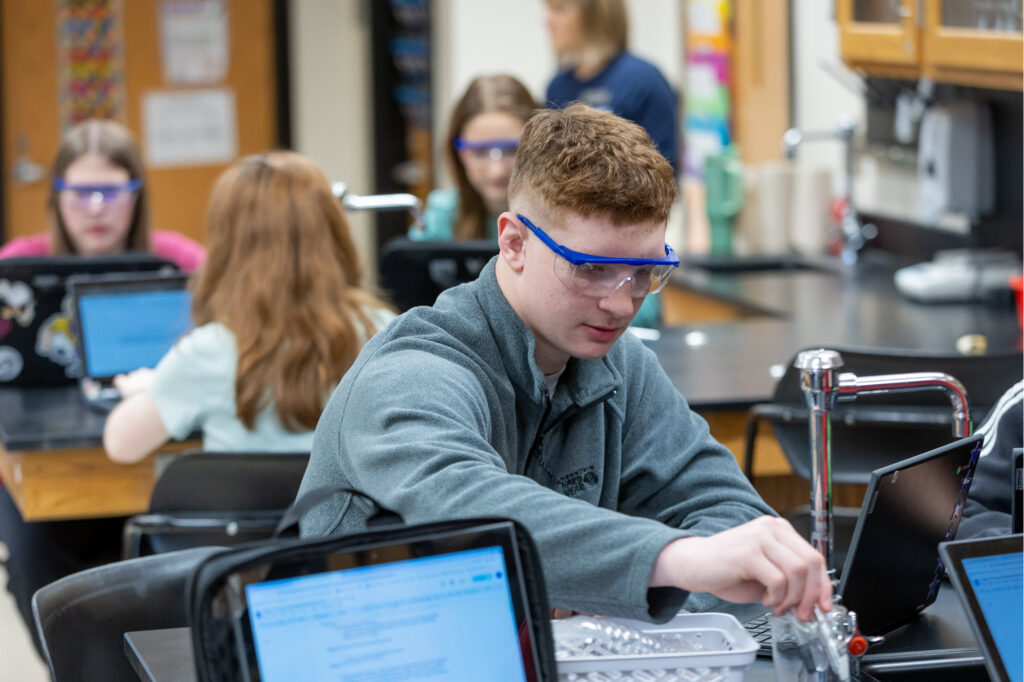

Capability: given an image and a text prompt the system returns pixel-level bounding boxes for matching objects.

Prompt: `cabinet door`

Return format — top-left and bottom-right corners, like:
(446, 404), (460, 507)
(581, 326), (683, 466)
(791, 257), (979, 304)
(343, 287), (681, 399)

(922, 0), (1023, 89)
(837, 0), (920, 69)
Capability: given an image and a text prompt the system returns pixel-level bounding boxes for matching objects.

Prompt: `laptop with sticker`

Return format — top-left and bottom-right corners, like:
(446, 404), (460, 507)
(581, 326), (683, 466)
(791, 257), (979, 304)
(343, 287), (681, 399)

(0, 254), (177, 386)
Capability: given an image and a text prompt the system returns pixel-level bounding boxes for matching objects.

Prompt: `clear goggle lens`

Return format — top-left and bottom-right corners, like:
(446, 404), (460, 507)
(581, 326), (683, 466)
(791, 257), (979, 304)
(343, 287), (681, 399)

(553, 257), (674, 299)
(57, 181), (139, 208)
(455, 138), (519, 162)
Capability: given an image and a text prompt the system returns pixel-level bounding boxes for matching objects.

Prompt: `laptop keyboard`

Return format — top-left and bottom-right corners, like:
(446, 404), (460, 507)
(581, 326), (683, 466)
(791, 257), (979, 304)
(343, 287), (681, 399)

(742, 612), (774, 658)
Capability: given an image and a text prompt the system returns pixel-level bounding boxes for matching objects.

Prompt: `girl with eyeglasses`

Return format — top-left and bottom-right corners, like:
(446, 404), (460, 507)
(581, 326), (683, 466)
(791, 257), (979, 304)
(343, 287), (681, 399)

(0, 119), (205, 271)
(410, 74), (537, 242)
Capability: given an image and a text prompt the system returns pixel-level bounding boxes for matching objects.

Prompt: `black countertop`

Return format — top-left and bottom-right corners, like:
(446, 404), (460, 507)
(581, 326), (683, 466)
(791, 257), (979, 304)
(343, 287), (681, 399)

(3, 253), (1020, 450)
(653, 252), (1022, 409)
(0, 384), (107, 451)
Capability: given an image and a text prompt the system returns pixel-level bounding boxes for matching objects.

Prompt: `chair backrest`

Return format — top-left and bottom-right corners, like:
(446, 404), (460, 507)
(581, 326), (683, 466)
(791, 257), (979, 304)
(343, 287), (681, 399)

(149, 451), (309, 513)
(768, 347), (1023, 484)
(32, 546), (221, 682)
(378, 237), (497, 311)
(131, 451), (310, 556)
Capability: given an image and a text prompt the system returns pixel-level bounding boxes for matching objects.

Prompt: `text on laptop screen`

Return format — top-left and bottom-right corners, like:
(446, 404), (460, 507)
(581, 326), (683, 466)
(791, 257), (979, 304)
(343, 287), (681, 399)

(962, 551), (1023, 682)
(245, 545), (528, 682)
(77, 289), (192, 377)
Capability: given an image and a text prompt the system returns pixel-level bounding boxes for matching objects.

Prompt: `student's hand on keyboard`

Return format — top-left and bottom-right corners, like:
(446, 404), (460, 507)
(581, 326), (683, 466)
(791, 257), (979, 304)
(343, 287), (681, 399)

(650, 516), (832, 622)
(113, 368), (155, 398)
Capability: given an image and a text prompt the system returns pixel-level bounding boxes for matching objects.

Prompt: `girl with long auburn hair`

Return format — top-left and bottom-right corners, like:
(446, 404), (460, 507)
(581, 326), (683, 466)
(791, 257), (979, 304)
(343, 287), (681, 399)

(104, 151), (395, 462)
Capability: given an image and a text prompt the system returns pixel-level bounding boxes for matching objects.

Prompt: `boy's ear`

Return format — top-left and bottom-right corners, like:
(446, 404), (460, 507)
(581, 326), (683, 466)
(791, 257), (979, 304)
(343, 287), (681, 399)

(497, 212), (527, 272)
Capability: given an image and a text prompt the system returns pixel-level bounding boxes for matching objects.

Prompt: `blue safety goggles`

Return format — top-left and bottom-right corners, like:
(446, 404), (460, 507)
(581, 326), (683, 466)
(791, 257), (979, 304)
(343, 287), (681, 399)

(454, 137), (519, 161)
(54, 179), (141, 206)
(517, 214), (679, 298)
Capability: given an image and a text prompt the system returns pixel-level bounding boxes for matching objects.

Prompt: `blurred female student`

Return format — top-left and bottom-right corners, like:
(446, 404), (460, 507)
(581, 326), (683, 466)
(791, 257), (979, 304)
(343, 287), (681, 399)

(0, 119), (205, 271)
(410, 74), (536, 241)
(104, 151), (395, 462)
(544, 0), (679, 175)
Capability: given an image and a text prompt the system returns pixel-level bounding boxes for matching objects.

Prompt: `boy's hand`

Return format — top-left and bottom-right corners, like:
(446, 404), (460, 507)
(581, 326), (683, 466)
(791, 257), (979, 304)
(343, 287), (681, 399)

(651, 516), (832, 621)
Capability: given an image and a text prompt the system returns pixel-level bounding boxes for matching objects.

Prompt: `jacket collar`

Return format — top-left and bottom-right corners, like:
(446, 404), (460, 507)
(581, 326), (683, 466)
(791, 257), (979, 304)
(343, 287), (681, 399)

(470, 258), (621, 409)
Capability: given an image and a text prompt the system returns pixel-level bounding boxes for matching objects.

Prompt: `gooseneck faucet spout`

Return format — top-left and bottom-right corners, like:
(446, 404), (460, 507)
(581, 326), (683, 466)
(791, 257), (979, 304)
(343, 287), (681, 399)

(794, 349), (972, 570)
(782, 115), (876, 265)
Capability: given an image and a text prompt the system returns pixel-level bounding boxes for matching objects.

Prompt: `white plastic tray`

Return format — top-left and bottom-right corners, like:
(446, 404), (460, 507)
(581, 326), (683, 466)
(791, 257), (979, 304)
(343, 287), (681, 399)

(554, 612), (758, 682)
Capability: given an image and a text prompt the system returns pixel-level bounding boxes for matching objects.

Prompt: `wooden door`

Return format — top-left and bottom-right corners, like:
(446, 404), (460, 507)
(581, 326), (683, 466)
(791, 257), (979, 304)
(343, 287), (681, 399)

(1, 0), (278, 246)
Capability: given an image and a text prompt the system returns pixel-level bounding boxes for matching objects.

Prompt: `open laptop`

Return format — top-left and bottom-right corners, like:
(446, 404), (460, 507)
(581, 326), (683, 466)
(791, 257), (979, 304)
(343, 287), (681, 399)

(745, 433), (982, 652)
(221, 520), (545, 681)
(68, 271), (191, 407)
(939, 534), (1023, 682)
(0, 254), (178, 386)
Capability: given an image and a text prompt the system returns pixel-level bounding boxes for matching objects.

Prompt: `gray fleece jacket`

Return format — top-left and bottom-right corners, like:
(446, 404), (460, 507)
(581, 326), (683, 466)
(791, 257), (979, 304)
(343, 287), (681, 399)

(298, 259), (774, 622)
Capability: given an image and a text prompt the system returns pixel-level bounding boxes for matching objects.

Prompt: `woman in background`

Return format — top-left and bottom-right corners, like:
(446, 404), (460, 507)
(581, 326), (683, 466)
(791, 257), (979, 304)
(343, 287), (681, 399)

(544, 0), (679, 176)
(0, 119), (205, 271)
(411, 74), (536, 241)
(105, 151), (395, 462)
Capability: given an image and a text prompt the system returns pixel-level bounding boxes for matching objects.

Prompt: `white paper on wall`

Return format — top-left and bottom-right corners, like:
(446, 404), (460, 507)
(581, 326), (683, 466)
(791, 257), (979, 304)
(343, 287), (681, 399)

(159, 0), (229, 84)
(143, 88), (237, 167)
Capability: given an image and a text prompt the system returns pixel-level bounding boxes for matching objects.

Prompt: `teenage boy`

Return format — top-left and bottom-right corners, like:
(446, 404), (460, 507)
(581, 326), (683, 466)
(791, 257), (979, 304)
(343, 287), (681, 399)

(300, 104), (831, 623)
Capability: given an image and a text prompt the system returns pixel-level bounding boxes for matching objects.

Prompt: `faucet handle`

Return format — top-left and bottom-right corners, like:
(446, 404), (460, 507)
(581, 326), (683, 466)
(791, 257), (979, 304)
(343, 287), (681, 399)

(795, 349), (845, 371)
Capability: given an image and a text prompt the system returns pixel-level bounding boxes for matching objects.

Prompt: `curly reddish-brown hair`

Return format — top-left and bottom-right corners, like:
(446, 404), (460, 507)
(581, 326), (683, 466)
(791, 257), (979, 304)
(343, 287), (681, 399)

(509, 103), (676, 225)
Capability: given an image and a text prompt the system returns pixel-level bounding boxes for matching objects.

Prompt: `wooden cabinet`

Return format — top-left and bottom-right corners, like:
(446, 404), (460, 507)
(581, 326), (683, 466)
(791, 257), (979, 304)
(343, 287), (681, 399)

(837, 0), (1022, 90)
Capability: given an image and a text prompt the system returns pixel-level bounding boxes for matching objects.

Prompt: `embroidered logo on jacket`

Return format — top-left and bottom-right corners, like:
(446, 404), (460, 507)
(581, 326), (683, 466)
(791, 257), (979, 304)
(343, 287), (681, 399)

(559, 465), (600, 497)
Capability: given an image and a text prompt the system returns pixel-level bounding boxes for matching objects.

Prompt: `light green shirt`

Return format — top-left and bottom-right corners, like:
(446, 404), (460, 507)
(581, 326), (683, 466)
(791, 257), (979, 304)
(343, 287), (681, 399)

(149, 307), (396, 452)
(408, 188), (499, 242)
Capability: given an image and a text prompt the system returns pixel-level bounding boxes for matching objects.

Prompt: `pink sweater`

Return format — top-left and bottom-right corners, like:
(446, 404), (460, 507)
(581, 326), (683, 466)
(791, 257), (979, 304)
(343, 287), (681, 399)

(0, 231), (206, 273)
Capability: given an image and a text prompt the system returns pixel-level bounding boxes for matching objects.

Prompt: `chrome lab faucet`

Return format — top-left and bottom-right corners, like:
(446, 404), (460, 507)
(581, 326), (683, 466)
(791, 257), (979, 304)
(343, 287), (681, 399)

(794, 349), (971, 570)
(782, 115), (876, 265)
(331, 181), (425, 232)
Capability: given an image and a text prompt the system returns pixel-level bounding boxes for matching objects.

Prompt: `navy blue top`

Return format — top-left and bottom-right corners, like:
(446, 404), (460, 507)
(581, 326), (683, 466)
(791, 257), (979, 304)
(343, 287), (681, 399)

(546, 52), (679, 175)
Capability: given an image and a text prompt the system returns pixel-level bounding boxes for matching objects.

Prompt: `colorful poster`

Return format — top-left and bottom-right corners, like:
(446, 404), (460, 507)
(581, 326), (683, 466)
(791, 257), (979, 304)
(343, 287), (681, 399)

(56, 0), (126, 130)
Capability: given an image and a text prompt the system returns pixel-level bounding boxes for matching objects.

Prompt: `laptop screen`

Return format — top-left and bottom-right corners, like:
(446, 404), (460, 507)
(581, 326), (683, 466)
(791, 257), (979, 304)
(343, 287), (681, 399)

(838, 434), (982, 635)
(75, 283), (191, 378)
(240, 529), (535, 682)
(941, 534), (1024, 682)
(962, 552), (1023, 682)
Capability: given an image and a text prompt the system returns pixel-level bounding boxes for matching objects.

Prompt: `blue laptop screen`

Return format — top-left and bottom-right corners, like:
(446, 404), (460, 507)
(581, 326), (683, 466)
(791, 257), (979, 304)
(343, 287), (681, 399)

(962, 551), (1023, 682)
(245, 545), (528, 682)
(77, 289), (192, 377)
